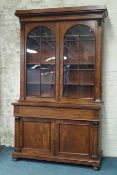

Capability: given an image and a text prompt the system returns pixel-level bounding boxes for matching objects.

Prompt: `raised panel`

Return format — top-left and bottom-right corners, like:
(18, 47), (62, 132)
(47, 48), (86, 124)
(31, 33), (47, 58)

(53, 120), (91, 159)
(90, 122), (99, 158)
(59, 123), (89, 154)
(23, 121), (51, 150)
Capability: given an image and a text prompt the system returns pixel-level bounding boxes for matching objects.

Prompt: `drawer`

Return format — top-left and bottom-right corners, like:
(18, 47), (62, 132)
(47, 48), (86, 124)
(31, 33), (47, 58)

(14, 105), (100, 121)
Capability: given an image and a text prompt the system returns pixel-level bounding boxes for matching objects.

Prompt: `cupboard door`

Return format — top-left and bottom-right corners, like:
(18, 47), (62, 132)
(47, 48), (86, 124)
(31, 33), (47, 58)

(24, 22), (59, 101)
(20, 118), (52, 157)
(53, 120), (99, 159)
(59, 21), (96, 103)
(54, 120), (90, 158)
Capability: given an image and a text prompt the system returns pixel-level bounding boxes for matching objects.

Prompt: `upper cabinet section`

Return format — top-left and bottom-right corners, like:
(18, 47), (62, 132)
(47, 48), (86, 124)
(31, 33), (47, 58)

(15, 6), (108, 104)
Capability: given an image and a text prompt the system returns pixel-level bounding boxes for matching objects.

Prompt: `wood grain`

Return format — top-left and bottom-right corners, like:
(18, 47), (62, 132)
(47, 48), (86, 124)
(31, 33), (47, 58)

(12, 6), (108, 170)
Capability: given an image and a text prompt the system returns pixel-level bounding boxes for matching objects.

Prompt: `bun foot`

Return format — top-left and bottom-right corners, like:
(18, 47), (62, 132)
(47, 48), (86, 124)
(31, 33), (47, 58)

(12, 158), (18, 161)
(93, 166), (100, 170)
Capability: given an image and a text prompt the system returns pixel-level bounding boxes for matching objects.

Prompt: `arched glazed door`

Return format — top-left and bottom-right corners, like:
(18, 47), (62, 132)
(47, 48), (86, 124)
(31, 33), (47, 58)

(25, 22), (59, 100)
(60, 21), (96, 102)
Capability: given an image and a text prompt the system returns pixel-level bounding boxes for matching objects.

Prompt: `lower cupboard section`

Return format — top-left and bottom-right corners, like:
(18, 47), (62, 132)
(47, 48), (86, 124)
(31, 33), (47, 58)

(13, 117), (101, 168)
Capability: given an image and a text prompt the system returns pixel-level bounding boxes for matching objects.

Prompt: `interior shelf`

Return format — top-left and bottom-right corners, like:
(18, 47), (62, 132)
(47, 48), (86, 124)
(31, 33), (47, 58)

(27, 63), (55, 66)
(64, 39), (95, 41)
(64, 69), (94, 71)
(64, 83), (94, 86)
(27, 82), (54, 85)
(64, 63), (95, 66)
(28, 35), (55, 38)
(65, 34), (95, 37)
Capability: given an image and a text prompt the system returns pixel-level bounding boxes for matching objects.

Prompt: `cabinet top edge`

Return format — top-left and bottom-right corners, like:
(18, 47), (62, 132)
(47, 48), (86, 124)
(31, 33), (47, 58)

(15, 5), (108, 19)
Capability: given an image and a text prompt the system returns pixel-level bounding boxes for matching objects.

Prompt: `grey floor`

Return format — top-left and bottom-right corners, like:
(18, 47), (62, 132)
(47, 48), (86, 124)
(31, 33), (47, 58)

(0, 147), (117, 175)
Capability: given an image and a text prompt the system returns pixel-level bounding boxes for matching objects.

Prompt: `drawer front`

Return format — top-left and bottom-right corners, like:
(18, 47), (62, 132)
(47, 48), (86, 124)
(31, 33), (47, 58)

(14, 106), (99, 120)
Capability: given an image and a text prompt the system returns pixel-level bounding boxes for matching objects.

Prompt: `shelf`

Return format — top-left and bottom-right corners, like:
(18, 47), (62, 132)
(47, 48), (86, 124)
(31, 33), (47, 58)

(27, 40), (56, 42)
(26, 62), (95, 66)
(64, 69), (94, 71)
(26, 58), (56, 64)
(64, 65), (95, 71)
(26, 63), (95, 68)
(64, 83), (94, 86)
(27, 82), (54, 85)
(27, 63), (55, 65)
(65, 34), (94, 37)
(27, 64), (55, 71)
(28, 35), (54, 38)
(64, 39), (95, 41)
(27, 82), (40, 84)
(64, 63), (95, 65)
(27, 62), (55, 65)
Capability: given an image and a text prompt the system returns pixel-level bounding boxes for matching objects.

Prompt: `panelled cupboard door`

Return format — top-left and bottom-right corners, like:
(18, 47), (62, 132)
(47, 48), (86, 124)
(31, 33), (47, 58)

(24, 22), (60, 101)
(19, 118), (53, 157)
(59, 21), (97, 104)
(53, 120), (99, 159)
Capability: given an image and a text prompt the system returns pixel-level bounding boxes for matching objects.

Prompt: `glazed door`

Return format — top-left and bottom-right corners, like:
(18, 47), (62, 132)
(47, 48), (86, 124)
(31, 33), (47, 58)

(24, 22), (59, 101)
(59, 21), (96, 103)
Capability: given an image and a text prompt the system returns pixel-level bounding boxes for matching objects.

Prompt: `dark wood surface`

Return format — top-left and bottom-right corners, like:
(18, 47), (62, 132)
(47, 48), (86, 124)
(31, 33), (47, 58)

(13, 6), (108, 170)
(15, 5), (107, 17)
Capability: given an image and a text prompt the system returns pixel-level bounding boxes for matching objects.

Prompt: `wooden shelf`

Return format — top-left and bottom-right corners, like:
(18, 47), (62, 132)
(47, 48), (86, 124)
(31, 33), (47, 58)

(64, 83), (94, 86)
(27, 63), (55, 66)
(64, 63), (95, 65)
(27, 82), (54, 85)
(64, 39), (95, 41)
(64, 69), (94, 71)
(29, 35), (54, 38)
(65, 34), (94, 37)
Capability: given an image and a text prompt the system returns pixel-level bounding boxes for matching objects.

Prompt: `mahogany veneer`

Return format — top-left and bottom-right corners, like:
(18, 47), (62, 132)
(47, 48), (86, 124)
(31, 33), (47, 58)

(12, 6), (108, 170)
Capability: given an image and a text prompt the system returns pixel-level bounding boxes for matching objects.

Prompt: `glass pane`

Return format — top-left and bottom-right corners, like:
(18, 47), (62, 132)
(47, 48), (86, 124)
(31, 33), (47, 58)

(64, 65), (78, 84)
(63, 25), (95, 99)
(41, 65), (55, 97)
(27, 84), (40, 96)
(26, 64), (40, 96)
(26, 26), (55, 97)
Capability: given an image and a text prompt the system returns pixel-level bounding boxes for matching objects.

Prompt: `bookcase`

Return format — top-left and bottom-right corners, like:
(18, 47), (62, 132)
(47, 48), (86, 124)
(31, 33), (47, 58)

(12, 6), (108, 170)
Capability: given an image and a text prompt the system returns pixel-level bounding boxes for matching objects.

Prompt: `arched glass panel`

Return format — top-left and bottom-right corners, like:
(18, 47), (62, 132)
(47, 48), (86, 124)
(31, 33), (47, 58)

(26, 26), (55, 97)
(63, 25), (95, 99)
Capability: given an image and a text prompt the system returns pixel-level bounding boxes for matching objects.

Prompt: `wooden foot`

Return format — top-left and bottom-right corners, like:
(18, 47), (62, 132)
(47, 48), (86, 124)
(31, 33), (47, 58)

(12, 158), (18, 161)
(93, 166), (100, 170)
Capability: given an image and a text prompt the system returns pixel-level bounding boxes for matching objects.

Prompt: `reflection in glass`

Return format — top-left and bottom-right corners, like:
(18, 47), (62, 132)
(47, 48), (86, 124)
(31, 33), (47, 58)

(63, 25), (95, 99)
(26, 26), (55, 97)
(41, 65), (55, 97)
